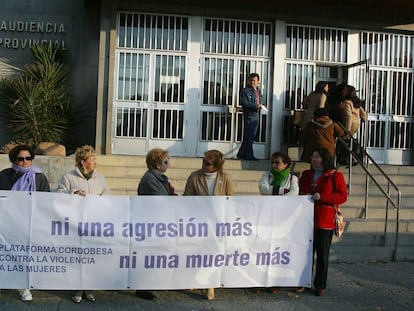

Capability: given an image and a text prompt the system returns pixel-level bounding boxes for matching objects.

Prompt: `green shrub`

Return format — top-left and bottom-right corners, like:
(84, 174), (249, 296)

(0, 44), (70, 147)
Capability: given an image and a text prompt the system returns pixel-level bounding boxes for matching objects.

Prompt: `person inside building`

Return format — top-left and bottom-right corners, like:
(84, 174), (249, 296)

(300, 108), (345, 163)
(183, 149), (235, 300)
(0, 144), (50, 302)
(136, 147), (176, 300)
(300, 81), (329, 130)
(57, 144), (110, 303)
(298, 147), (347, 296)
(236, 73), (262, 161)
(337, 85), (368, 165)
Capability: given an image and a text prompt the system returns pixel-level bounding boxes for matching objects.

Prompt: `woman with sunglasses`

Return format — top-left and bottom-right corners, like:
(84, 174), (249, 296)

(138, 148), (176, 196)
(183, 149), (235, 300)
(0, 144), (50, 302)
(136, 148), (176, 301)
(257, 151), (298, 294)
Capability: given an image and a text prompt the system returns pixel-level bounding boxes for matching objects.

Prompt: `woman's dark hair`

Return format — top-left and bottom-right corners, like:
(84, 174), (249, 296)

(271, 151), (292, 168)
(248, 73), (260, 81)
(345, 85), (363, 107)
(8, 145), (35, 163)
(311, 147), (334, 171)
(314, 81), (328, 95)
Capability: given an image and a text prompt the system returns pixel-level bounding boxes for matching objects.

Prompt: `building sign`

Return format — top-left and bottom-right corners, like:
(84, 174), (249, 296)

(0, 19), (67, 50)
(0, 191), (313, 290)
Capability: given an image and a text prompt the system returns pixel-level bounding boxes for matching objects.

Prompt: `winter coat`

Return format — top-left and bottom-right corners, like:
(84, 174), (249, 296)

(138, 168), (174, 195)
(183, 169), (234, 196)
(300, 92), (327, 130)
(299, 168), (347, 230)
(258, 172), (299, 196)
(57, 166), (109, 195)
(340, 99), (368, 136)
(0, 168), (50, 192)
(300, 116), (345, 162)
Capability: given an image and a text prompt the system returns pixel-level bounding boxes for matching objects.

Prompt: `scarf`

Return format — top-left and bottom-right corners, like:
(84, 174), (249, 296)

(11, 164), (43, 191)
(204, 171), (218, 195)
(270, 168), (290, 186)
(78, 166), (94, 180)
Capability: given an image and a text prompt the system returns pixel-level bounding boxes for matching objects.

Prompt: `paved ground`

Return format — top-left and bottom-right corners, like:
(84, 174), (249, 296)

(0, 261), (413, 311)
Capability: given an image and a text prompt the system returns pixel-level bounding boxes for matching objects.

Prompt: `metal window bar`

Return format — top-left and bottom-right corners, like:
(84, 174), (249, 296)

(285, 62), (314, 110)
(361, 32), (414, 68)
(118, 13), (188, 51)
(286, 24), (348, 62)
(204, 18), (270, 56)
(115, 107), (147, 138)
(152, 109), (183, 139)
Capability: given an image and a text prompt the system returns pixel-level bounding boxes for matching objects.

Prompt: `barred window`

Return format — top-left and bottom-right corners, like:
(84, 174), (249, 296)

(360, 32), (414, 68)
(286, 25), (348, 63)
(204, 18), (271, 56)
(118, 13), (188, 51)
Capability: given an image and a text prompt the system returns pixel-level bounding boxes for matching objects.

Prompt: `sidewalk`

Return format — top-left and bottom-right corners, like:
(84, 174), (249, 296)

(1, 261), (413, 310)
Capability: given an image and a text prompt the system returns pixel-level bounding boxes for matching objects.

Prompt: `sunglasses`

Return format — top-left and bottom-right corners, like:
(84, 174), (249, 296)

(17, 157), (32, 162)
(202, 159), (213, 166)
(162, 159), (169, 165)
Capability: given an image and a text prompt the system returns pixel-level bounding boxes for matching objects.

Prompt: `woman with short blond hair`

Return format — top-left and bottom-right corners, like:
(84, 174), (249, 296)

(57, 145), (109, 303)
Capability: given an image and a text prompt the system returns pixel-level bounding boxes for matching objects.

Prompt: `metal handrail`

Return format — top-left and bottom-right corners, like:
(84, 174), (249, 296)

(336, 137), (402, 261)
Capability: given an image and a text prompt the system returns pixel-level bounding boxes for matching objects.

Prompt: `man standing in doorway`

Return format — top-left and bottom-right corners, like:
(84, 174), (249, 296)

(237, 73), (262, 160)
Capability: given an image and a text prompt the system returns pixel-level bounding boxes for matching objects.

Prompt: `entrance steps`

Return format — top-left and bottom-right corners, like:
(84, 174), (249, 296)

(1, 154), (413, 262)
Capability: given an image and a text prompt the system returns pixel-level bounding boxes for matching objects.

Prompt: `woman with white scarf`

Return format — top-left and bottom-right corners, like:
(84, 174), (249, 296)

(183, 149), (235, 300)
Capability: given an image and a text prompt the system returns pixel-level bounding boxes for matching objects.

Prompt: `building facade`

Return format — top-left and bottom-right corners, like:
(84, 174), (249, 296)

(1, 0), (413, 164)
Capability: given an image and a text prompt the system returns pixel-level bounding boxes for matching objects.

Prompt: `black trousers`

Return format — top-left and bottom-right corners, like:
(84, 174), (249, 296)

(313, 229), (333, 290)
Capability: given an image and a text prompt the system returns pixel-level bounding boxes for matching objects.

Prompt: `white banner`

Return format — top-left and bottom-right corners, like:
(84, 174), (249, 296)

(0, 191), (314, 290)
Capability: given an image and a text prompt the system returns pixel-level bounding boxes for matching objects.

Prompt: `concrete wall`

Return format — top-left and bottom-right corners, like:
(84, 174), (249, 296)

(0, 0), (101, 154)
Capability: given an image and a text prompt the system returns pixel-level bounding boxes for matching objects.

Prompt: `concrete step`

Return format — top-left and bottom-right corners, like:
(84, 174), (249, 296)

(331, 232), (414, 248)
(330, 245), (414, 261)
(342, 205), (414, 219)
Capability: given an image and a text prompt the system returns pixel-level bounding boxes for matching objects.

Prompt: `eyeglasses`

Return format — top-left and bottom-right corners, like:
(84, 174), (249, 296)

(202, 159), (213, 166)
(17, 157), (32, 162)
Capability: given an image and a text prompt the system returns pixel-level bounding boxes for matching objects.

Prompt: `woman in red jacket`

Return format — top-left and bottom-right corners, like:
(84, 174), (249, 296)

(299, 148), (347, 296)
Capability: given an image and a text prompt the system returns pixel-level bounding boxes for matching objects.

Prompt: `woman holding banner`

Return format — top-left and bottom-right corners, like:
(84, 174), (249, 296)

(136, 148), (176, 300)
(257, 151), (299, 294)
(298, 147), (347, 296)
(183, 149), (235, 300)
(258, 151), (298, 197)
(0, 144), (50, 302)
(57, 145), (109, 303)
(138, 148), (176, 196)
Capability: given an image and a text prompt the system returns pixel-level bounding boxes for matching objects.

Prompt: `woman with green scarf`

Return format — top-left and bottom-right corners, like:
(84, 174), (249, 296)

(257, 151), (299, 294)
(258, 151), (299, 196)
